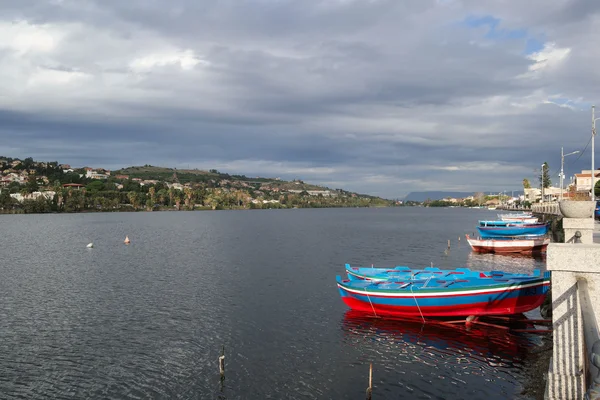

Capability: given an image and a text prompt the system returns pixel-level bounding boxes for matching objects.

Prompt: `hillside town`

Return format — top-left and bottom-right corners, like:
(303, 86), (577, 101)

(0, 157), (394, 213)
(2, 156), (596, 213)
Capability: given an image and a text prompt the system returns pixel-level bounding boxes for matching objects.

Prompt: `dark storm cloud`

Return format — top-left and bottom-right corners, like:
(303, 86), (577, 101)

(1, 0), (599, 198)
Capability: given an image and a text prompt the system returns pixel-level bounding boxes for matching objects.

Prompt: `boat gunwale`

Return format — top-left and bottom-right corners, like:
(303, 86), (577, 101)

(336, 276), (550, 297)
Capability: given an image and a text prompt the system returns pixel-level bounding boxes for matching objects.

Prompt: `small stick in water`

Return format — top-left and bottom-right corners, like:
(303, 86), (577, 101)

(219, 346), (225, 379)
(366, 363), (373, 400)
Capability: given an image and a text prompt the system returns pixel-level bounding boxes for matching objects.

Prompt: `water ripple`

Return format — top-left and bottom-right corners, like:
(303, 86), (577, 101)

(0, 208), (546, 399)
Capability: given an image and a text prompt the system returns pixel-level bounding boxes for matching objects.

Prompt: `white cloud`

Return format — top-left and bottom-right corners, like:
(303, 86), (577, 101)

(0, 20), (62, 55)
(27, 67), (91, 87)
(1, 0), (599, 198)
(129, 50), (208, 72)
(526, 42), (571, 72)
(427, 162), (527, 173)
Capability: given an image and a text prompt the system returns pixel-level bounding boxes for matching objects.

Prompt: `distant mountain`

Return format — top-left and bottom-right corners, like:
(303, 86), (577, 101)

(403, 192), (475, 202)
(403, 191), (524, 202)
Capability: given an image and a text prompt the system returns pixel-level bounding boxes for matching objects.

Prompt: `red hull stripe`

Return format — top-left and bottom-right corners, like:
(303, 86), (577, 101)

(470, 245), (548, 254)
(340, 296), (546, 317)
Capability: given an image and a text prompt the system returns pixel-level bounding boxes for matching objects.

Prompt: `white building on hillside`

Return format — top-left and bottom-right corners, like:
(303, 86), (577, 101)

(85, 170), (110, 180)
(10, 191), (56, 203)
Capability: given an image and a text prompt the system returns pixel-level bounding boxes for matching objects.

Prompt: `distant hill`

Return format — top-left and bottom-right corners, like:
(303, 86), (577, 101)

(112, 165), (327, 190)
(403, 191), (475, 202)
(112, 165), (390, 199)
(404, 191), (523, 202)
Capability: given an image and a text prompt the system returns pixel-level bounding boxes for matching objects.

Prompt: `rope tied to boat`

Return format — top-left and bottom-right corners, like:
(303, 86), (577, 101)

(410, 283), (425, 324)
(364, 287), (377, 317)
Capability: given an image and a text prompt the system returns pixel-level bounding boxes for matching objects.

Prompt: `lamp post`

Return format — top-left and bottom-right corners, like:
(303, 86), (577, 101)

(561, 147), (580, 200)
(592, 106), (600, 199)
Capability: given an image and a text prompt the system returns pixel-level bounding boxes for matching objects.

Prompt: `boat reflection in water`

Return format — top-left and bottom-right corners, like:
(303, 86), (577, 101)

(340, 310), (543, 367)
(465, 251), (546, 275)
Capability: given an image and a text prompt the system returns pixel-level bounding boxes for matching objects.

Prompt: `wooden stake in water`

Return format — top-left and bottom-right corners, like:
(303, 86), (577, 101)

(219, 346), (225, 379)
(465, 315), (476, 332)
(366, 363), (373, 400)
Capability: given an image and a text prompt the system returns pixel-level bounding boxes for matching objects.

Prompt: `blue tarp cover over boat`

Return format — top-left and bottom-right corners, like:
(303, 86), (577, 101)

(476, 222), (549, 238)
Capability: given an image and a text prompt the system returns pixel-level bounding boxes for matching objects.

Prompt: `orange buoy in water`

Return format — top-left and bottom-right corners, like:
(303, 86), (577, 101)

(124, 236), (130, 244)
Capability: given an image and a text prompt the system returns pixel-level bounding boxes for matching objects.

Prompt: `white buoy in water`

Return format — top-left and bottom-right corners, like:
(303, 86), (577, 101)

(86, 243), (93, 248)
(124, 236), (130, 244)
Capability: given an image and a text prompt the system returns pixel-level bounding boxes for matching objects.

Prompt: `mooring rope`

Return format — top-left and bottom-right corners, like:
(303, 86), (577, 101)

(364, 287), (377, 317)
(410, 283), (425, 323)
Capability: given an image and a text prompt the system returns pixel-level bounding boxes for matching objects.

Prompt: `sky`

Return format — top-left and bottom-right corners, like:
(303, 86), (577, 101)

(1, 0), (600, 199)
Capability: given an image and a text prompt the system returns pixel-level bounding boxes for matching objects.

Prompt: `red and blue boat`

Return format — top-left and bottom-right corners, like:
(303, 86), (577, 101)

(336, 267), (551, 318)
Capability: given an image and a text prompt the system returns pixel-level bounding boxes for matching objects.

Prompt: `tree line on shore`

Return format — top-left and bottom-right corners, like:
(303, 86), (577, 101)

(0, 184), (393, 213)
(0, 159), (395, 213)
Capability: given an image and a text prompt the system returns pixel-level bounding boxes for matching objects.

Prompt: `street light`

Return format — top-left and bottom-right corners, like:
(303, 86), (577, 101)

(561, 147), (580, 200)
(592, 105), (600, 199)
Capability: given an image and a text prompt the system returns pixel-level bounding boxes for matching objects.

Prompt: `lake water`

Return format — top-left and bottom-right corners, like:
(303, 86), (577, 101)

(0, 207), (547, 399)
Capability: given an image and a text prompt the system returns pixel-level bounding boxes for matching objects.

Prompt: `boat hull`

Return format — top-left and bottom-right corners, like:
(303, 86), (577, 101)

(336, 275), (551, 318)
(465, 234), (549, 254)
(497, 214), (537, 223)
(477, 223), (548, 238)
(500, 217), (538, 223)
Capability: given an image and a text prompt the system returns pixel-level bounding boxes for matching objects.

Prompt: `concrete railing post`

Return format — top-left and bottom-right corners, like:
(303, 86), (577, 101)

(587, 340), (600, 399)
(546, 216), (600, 399)
(563, 218), (595, 244)
(545, 267), (585, 399)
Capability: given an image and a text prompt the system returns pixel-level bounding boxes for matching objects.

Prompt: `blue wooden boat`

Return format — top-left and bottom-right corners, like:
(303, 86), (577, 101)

(479, 220), (534, 227)
(477, 223), (548, 238)
(336, 269), (551, 317)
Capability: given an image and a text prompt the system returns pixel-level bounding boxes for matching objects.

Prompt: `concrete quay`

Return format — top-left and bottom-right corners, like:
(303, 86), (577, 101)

(544, 217), (600, 399)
